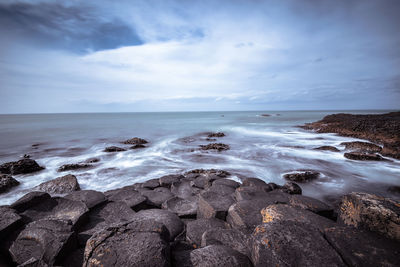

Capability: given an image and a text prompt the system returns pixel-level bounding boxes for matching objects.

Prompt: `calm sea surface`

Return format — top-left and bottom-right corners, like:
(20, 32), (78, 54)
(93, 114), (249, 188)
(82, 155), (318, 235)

(0, 110), (399, 205)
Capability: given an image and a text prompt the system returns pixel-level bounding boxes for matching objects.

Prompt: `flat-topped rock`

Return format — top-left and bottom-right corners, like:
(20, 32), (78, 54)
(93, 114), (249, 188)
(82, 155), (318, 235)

(0, 159), (44, 175)
(190, 245), (252, 267)
(197, 191), (235, 220)
(344, 152), (385, 161)
(141, 188), (174, 208)
(340, 141), (382, 153)
(0, 174), (19, 193)
(184, 169), (230, 180)
(122, 137), (148, 145)
(36, 174), (80, 194)
(142, 178), (160, 189)
(159, 174), (184, 188)
(103, 146), (126, 152)
(212, 178), (240, 188)
(10, 191), (51, 212)
(57, 163), (91, 172)
(162, 197), (198, 218)
(171, 181), (201, 200)
(283, 170), (320, 183)
(251, 220), (344, 267)
(201, 228), (251, 257)
(338, 192), (400, 240)
(186, 218), (228, 247)
(234, 186), (270, 201)
(65, 190), (107, 209)
(289, 194), (334, 219)
(105, 186), (147, 210)
(9, 219), (75, 266)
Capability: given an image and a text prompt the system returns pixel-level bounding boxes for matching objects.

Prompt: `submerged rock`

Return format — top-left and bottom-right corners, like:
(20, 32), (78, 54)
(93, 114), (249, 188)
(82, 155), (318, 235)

(199, 143), (230, 151)
(207, 132), (225, 138)
(340, 141), (382, 153)
(314, 146), (340, 152)
(0, 159), (44, 175)
(37, 174), (80, 194)
(122, 137), (148, 145)
(57, 163), (91, 172)
(130, 144), (146, 149)
(0, 174), (19, 193)
(103, 146), (126, 152)
(283, 170), (320, 183)
(83, 157), (100, 163)
(344, 152), (384, 161)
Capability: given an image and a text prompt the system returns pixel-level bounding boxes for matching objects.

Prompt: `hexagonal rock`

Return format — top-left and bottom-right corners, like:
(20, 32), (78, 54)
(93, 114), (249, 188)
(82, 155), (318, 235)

(234, 186), (270, 201)
(141, 188), (174, 208)
(134, 209), (184, 241)
(184, 169), (230, 180)
(82, 220), (170, 267)
(36, 174), (80, 194)
(142, 178), (160, 189)
(0, 159), (44, 175)
(65, 190), (107, 209)
(105, 186), (147, 210)
(338, 192), (400, 240)
(191, 245), (252, 267)
(191, 175), (217, 189)
(206, 184), (236, 196)
(289, 194), (334, 219)
(197, 191), (235, 220)
(227, 192), (290, 232)
(324, 226), (400, 267)
(212, 178), (240, 188)
(159, 174), (184, 188)
(251, 221), (344, 267)
(201, 228), (251, 257)
(10, 191), (51, 213)
(162, 197), (198, 218)
(0, 206), (22, 238)
(242, 177), (268, 187)
(171, 181), (202, 200)
(260, 204), (335, 232)
(9, 219), (75, 266)
(186, 218), (228, 247)
(0, 174), (19, 193)
(21, 197), (89, 228)
(280, 181), (302, 194)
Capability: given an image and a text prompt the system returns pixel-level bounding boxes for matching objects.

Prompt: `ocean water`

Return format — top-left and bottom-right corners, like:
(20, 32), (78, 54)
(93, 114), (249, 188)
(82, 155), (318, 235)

(1, 110), (399, 205)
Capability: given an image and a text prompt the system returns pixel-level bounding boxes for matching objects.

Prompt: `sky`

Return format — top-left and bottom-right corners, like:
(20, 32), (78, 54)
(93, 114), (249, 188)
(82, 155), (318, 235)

(0, 0), (399, 113)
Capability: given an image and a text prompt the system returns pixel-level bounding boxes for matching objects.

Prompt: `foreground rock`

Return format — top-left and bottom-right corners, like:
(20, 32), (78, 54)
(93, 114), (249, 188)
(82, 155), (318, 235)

(338, 192), (400, 240)
(0, 174), (19, 193)
(190, 245), (252, 267)
(0, 206), (22, 238)
(344, 152), (384, 161)
(65, 190), (107, 209)
(199, 143), (230, 151)
(198, 191), (235, 220)
(58, 163), (91, 172)
(37, 174), (80, 194)
(105, 186), (147, 210)
(162, 197), (198, 218)
(122, 137), (148, 145)
(186, 218), (228, 247)
(201, 228), (251, 257)
(83, 220), (169, 267)
(283, 170), (320, 183)
(301, 112), (400, 159)
(0, 159), (44, 175)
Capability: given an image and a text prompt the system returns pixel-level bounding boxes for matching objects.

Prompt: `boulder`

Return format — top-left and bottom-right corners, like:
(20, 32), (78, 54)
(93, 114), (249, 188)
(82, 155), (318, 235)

(0, 206), (22, 239)
(242, 177), (268, 187)
(186, 218), (228, 247)
(207, 132), (225, 138)
(0, 174), (19, 193)
(10, 191), (51, 212)
(142, 178), (160, 189)
(159, 174), (184, 188)
(65, 190), (106, 209)
(201, 228), (251, 257)
(281, 181), (302, 195)
(122, 137), (148, 145)
(197, 191), (235, 220)
(105, 186), (147, 211)
(0, 159), (44, 175)
(36, 174), (80, 194)
(162, 197), (198, 218)
(251, 221), (344, 266)
(82, 220), (169, 267)
(289, 194), (334, 219)
(314, 146), (340, 152)
(141, 188), (174, 208)
(191, 175), (218, 189)
(103, 146), (126, 152)
(199, 143), (230, 151)
(130, 144), (146, 149)
(283, 170), (320, 183)
(57, 163), (91, 172)
(135, 209), (184, 241)
(191, 245), (252, 267)
(340, 141), (382, 153)
(206, 183), (236, 196)
(212, 178), (240, 188)
(324, 226), (400, 267)
(344, 152), (384, 161)
(9, 219), (75, 266)
(171, 181), (202, 200)
(235, 186), (270, 201)
(338, 192), (400, 240)
(21, 197), (88, 228)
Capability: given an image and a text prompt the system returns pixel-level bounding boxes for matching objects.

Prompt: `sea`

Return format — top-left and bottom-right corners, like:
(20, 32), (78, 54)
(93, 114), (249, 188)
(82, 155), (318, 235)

(1, 110), (399, 205)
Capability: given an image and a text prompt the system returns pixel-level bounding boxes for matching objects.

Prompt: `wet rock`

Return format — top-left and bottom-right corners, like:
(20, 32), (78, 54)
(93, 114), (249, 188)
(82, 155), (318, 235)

(57, 163), (91, 172)
(135, 209), (184, 241)
(251, 221), (344, 267)
(142, 178), (160, 189)
(0, 159), (44, 175)
(198, 191), (235, 220)
(314, 146), (340, 152)
(207, 132), (225, 138)
(10, 191), (51, 213)
(283, 170), (320, 183)
(186, 218), (228, 247)
(191, 245), (252, 267)
(260, 204), (335, 232)
(122, 137), (148, 145)
(0, 174), (19, 193)
(340, 141), (382, 153)
(212, 178), (240, 188)
(141, 188), (174, 208)
(21, 197), (88, 228)
(83, 157), (100, 163)
(82, 220), (169, 267)
(199, 143), (230, 151)
(36, 174), (80, 194)
(0, 206), (22, 239)
(59, 247), (84, 267)
(338, 192), (400, 240)
(206, 183), (236, 196)
(191, 175), (219, 189)
(130, 144), (146, 149)
(324, 226), (400, 267)
(201, 228), (251, 257)
(105, 186), (147, 210)
(9, 219), (75, 266)
(242, 177), (268, 187)
(162, 197), (198, 218)
(159, 174), (184, 188)
(17, 258), (49, 267)
(185, 169), (230, 179)
(281, 181), (302, 195)
(65, 190), (106, 209)
(234, 186), (270, 201)
(344, 152), (384, 161)
(103, 146), (126, 152)
(388, 185), (400, 194)
(289, 194), (334, 219)
(171, 181), (202, 200)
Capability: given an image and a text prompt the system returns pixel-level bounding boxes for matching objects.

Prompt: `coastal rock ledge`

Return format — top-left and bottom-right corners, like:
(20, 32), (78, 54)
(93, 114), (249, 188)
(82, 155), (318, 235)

(0, 171), (399, 267)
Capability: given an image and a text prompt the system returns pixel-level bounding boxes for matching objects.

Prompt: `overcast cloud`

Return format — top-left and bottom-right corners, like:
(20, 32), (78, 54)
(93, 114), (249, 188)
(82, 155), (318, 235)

(0, 0), (399, 113)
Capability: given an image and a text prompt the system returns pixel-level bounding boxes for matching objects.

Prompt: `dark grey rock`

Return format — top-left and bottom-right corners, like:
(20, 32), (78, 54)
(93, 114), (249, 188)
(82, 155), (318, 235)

(0, 206), (22, 239)
(142, 178), (160, 189)
(197, 191), (235, 220)
(344, 152), (384, 161)
(199, 143), (230, 151)
(162, 197), (198, 218)
(36, 174), (80, 194)
(159, 174), (184, 188)
(186, 218), (228, 247)
(0, 174), (19, 194)
(65, 190), (106, 209)
(340, 141), (382, 153)
(283, 170), (320, 183)
(83, 157), (100, 163)
(206, 184), (236, 195)
(57, 163), (91, 172)
(281, 181), (302, 194)
(10, 191), (51, 213)
(141, 189), (174, 208)
(103, 146), (126, 152)
(289, 194), (334, 219)
(105, 186), (147, 210)
(234, 186), (270, 201)
(201, 228), (251, 257)
(207, 132), (225, 138)
(0, 159), (44, 175)
(171, 181), (202, 200)
(314, 146), (340, 152)
(242, 177), (268, 187)
(130, 144), (146, 149)
(122, 137), (148, 145)
(191, 245), (252, 267)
